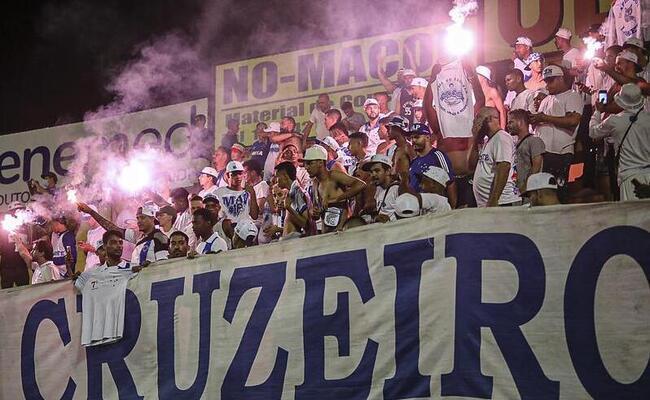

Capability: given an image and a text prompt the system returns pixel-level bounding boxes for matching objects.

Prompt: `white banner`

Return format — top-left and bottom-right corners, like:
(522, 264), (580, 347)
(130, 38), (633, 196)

(0, 202), (649, 399)
(0, 99), (208, 211)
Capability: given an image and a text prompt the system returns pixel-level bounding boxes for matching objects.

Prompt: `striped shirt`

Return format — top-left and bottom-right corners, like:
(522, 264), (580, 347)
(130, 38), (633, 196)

(408, 148), (455, 192)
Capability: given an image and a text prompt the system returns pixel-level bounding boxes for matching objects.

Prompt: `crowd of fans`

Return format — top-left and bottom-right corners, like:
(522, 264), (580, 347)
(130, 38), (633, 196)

(1, 19), (649, 288)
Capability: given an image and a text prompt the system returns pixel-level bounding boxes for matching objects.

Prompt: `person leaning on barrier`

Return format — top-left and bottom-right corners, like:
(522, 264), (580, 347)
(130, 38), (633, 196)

(525, 172), (561, 206)
(189, 208), (228, 257)
(168, 231), (190, 259)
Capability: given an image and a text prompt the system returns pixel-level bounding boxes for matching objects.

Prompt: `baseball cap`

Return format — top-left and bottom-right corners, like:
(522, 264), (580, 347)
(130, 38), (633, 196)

(363, 98), (379, 107)
(234, 219), (258, 241)
(402, 68), (416, 76)
(420, 166), (450, 187)
(387, 115), (409, 131)
(320, 136), (340, 151)
(156, 205), (177, 218)
(475, 65), (492, 81)
(525, 172), (558, 192)
(138, 203), (158, 218)
(513, 36), (533, 47)
(301, 145), (328, 161)
(361, 154), (393, 171)
(263, 121), (281, 133)
(8, 201), (25, 212)
(170, 187), (189, 199)
(94, 239), (104, 251)
(524, 52), (543, 70)
(202, 194), (219, 204)
(200, 166), (219, 178)
(555, 28), (572, 40)
(617, 50), (640, 68)
(41, 172), (57, 182)
(231, 143), (245, 154)
(614, 83), (645, 111)
(410, 77), (428, 88)
(542, 65), (564, 80)
(410, 123), (431, 136)
(413, 99), (423, 108)
(394, 193), (420, 218)
(226, 161), (244, 173)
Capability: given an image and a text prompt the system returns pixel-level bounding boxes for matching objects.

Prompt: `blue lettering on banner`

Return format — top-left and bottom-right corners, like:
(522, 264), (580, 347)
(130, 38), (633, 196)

(151, 271), (220, 399)
(441, 233), (560, 399)
(565, 226), (650, 399)
(222, 262), (288, 399)
(295, 250), (378, 400)
(21, 298), (76, 400)
(77, 290), (144, 400)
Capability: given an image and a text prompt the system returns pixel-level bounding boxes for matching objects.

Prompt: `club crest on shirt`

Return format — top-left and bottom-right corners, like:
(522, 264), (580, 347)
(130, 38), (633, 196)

(620, 0), (639, 38)
(437, 77), (469, 116)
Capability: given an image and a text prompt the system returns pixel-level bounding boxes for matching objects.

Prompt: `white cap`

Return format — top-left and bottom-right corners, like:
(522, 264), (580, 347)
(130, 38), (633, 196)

(302, 145), (328, 161)
(320, 136), (340, 151)
(226, 161), (244, 173)
(475, 65), (492, 81)
(526, 172), (558, 192)
(235, 219), (258, 241)
(614, 83), (645, 110)
(413, 99), (423, 108)
(200, 166), (219, 178)
(555, 27), (572, 40)
(513, 36), (533, 47)
(263, 121), (281, 132)
(363, 98), (379, 107)
(410, 77), (428, 88)
(421, 166), (450, 187)
(94, 239), (104, 250)
(542, 65), (564, 79)
(361, 154), (393, 171)
(617, 50), (640, 66)
(231, 143), (245, 153)
(139, 203), (158, 218)
(395, 193), (420, 218)
(623, 37), (644, 50)
(402, 68), (416, 76)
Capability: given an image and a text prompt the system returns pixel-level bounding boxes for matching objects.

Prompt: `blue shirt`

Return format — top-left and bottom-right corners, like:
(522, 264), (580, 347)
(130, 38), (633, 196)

(249, 139), (270, 165)
(409, 148), (455, 192)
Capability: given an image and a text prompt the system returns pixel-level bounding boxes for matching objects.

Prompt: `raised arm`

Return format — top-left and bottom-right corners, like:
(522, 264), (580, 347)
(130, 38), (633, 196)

(376, 54), (398, 93)
(77, 202), (125, 237)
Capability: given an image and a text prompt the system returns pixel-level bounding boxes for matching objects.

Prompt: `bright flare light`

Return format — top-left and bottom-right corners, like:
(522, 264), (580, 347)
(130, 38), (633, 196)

(445, 23), (475, 57)
(583, 37), (603, 60)
(66, 189), (78, 203)
(118, 159), (151, 194)
(1, 211), (30, 233)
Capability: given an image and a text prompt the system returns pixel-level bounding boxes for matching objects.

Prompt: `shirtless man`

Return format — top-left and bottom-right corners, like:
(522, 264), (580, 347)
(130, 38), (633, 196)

(476, 65), (506, 128)
(423, 59), (485, 208)
(270, 116), (304, 162)
(302, 145), (367, 233)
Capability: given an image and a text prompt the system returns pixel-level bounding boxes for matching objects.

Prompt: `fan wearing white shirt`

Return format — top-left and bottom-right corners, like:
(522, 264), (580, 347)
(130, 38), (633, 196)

(471, 107), (522, 207)
(28, 239), (62, 285)
(189, 208), (228, 256)
(362, 154), (399, 222)
(198, 166), (221, 198)
(504, 69), (535, 113)
(214, 161), (260, 225)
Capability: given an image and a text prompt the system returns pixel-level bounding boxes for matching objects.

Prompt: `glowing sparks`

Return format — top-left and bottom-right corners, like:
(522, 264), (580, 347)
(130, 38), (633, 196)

(583, 37), (603, 60)
(118, 158), (152, 194)
(1, 211), (30, 233)
(449, 0), (478, 25)
(445, 24), (475, 57)
(66, 189), (78, 203)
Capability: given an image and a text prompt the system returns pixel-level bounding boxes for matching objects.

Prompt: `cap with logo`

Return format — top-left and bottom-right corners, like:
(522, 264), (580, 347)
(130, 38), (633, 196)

(94, 239), (104, 251)
(301, 145), (328, 161)
(361, 154), (393, 171)
(138, 203), (159, 218)
(231, 143), (246, 154)
(263, 121), (281, 133)
(394, 193), (420, 218)
(363, 98), (379, 107)
(542, 65), (564, 80)
(524, 52), (544, 70)
(525, 172), (558, 192)
(413, 99), (424, 108)
(226, 161), (245, 173)
(420, 166), (450, 187)
(555, 27), (572, 40)
(202, 194), (219, 203)
(616, 50), (641, 70)
(513, 36), (533, 47)
(200, 166), (219, 178)
(320, 136), (340, 151)
(410, 77), (428, 88)
(614, 83), (645, 111)
(410, 123), (432, 136)
(387, 115), (410, 131)
(234, 219), (258, 241)
(475, 65), (492, 81)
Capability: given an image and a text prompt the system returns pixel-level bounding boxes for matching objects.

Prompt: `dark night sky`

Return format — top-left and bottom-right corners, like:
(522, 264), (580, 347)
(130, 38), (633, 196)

(0, 0), (451, 135)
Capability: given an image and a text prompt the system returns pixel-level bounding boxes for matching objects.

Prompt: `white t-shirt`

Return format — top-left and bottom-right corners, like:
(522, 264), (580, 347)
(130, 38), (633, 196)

(309, 107), (329, 140)
(420, 193), (452, 214)
(586, 63), (615, 106)
(510, 89), (535, 113)
(84, 226), (106, 271)
(75, 260), (134, 347)
(215, 186), (253, 223)
(473, 130), (521, 207)
(31, 261), (61, 284)
(506, 58), (534, 106)
(603, 0), (643, 48)
(172, 208), (192, 233)
(359, 121), (381, 155)
(198, 185), (219, 199)
(534, 89), (583, 154)
(374, 183), (399, 221)
(562, 48), (581, 68)
(195, 231), (228, 254)
(124, 228), (169, 266)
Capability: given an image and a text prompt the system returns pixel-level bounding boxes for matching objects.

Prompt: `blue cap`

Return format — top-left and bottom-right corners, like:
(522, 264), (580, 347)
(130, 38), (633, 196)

(410, 123), (431, 135)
